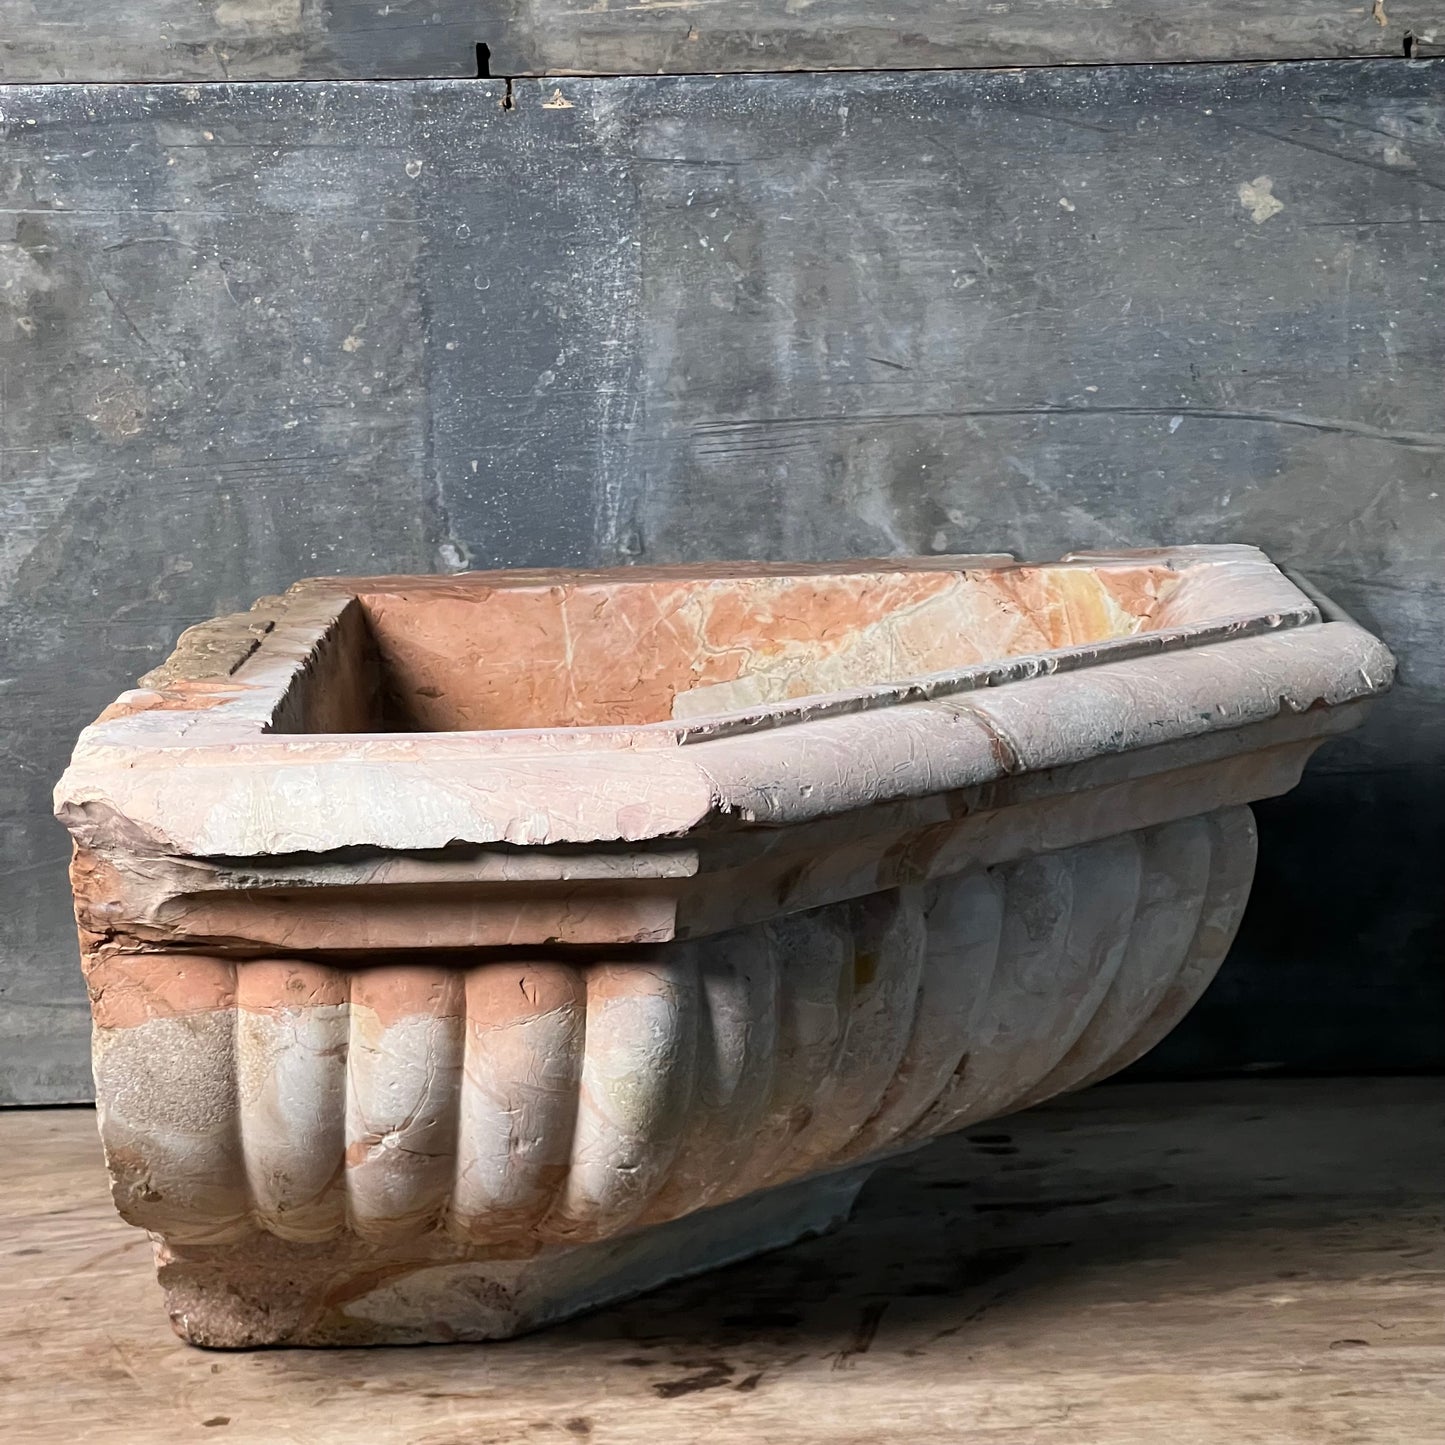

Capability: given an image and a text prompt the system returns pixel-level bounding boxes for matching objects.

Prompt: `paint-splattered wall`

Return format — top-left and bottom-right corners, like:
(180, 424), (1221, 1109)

(2, 9), (1443, 1100)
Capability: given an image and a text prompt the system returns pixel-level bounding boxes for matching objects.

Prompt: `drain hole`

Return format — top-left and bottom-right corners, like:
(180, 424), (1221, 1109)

(1403, 30), (1416, 57)
(476, 42), (492, 77)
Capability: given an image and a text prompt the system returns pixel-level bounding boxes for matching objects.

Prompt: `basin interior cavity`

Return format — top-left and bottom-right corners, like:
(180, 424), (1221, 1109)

(273, 560), (1182, 734)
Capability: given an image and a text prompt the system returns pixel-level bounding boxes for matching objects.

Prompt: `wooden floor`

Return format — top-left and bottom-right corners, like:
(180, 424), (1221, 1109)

(4, 1079), (1443, 1443)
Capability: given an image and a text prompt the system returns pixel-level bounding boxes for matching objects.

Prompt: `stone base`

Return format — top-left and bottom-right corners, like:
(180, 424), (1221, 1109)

(156, 1167), (873, 1347)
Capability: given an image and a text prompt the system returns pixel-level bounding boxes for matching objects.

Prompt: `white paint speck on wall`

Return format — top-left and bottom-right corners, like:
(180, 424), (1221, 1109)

(1237, 176), (1284, 224)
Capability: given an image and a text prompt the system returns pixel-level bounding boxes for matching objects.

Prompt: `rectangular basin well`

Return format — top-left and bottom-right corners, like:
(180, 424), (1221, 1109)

(275, 558), (1183, 734)
(55, 546), (1395, 1346)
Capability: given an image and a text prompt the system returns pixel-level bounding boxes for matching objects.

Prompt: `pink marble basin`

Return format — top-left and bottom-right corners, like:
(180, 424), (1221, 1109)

(55, 545), (1392, 1346)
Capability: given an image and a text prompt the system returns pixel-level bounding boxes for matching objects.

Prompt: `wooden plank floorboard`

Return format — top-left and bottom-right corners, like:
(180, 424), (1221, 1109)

(3, 1078), (1443, 1442)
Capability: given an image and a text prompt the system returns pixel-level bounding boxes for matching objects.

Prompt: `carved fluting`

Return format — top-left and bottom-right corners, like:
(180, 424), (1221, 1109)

(450, 963), (584, 1243)
(91, 808), (1255, 1250)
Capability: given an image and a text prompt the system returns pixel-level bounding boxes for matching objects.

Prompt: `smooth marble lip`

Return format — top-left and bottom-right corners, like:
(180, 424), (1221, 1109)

(53, 545), (1394, 863)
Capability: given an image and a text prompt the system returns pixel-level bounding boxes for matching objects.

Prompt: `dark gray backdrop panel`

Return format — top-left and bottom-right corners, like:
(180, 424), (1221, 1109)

(0, 1), (1435, 81)
(1, 60), (1442, 1100)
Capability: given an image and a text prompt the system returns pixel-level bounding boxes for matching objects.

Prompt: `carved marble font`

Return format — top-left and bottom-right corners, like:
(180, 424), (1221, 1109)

(56, 547), (1392, 1345)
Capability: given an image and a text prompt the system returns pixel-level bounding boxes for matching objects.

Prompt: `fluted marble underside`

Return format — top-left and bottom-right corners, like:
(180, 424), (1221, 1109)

(94, 807), (1255, 1253)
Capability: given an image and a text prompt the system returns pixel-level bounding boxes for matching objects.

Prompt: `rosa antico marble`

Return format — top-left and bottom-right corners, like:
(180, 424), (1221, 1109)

(55, 546), (1392, 1346)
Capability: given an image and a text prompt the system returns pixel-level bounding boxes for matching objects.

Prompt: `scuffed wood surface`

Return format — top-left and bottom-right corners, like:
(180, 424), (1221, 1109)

(0, 0), (1437, 80)
(2, 1079), (1443, 1441)
(3, 60), (1445, 1099)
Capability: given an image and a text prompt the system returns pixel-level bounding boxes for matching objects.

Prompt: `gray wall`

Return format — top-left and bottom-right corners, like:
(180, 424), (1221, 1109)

(2, 11), (1443, 1102)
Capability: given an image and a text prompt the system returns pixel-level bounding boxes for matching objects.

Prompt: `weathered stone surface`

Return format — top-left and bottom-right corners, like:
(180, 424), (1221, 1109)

(54, 545), (1392, 1345)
